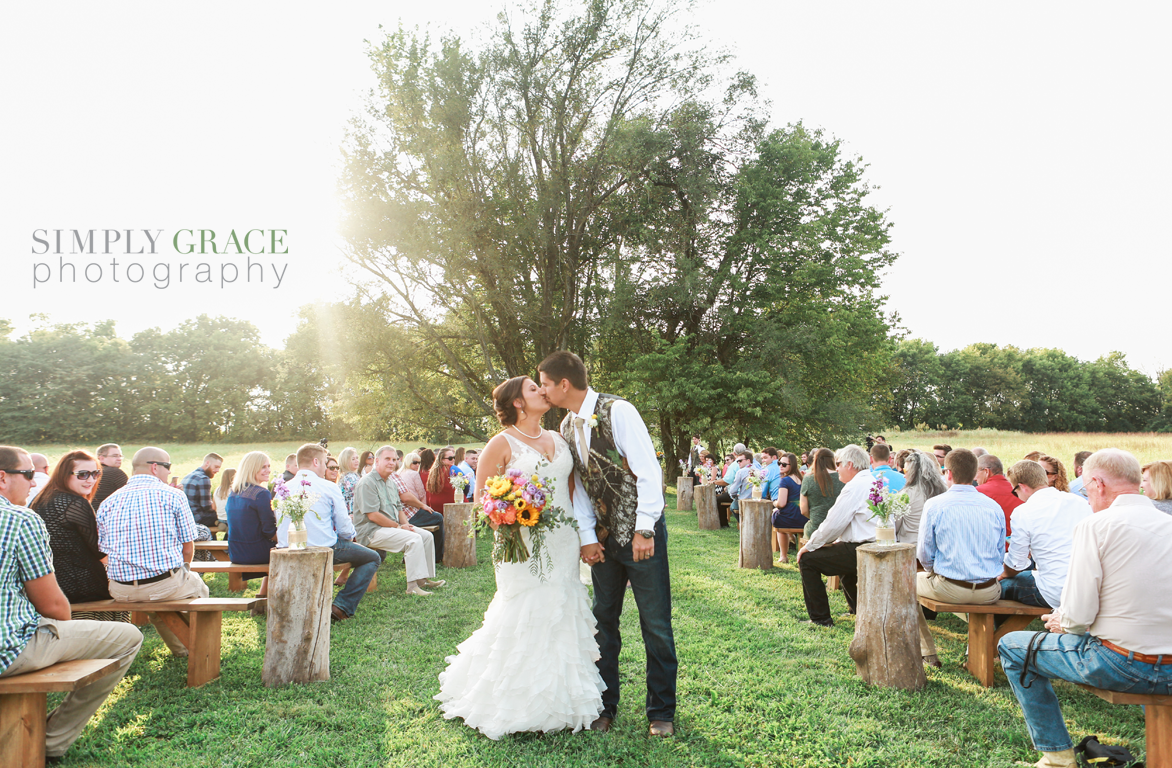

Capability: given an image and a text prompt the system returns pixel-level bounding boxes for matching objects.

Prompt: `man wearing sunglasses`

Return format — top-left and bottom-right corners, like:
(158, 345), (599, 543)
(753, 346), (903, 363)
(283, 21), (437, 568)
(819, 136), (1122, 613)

(96, 447), (209, 655)
(0, 445), (144, 760)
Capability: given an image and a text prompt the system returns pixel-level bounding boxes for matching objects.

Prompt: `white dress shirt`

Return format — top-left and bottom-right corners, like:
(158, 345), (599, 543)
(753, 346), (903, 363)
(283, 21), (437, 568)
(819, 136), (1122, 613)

(1056, 493), (1172, 653)
(568, 388), (665, 546)
(26, 472), (51, 504)
(1004, 486), (1092, 607)
(276, 469), (355, 548)
(804, 469), (877, 552)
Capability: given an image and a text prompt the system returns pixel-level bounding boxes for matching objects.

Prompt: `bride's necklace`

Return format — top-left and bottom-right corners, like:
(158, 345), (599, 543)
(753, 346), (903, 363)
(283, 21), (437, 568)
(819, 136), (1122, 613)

(511, 423), (544, 440)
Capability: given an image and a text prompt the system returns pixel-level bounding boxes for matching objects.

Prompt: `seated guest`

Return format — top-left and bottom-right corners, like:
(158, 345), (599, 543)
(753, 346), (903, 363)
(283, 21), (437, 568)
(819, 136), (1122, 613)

(997, 460), (1091, 612)
(725, 450), (756, 525)
(1067, 451), (1092, 498)
(353, 446), (443, 596)
(869, 444), (905, 492)
(182, 452), (223, 532)
(799, 448), (843, 540)
(399, 452), (427, 499)
(998, 449), (1172, 768)
(91, 443), (128, 508)
(915, 448), (1006, 668)
(932, 444), (952, 471)
(899, 449), (947, 544)
(1037, 454), (1072, 494)
(975, 454), (1023, 538)
(225, 452), (278, 600)
(386, 451), (445, 563)
(770, 452), (805, 564)
(796, 445), (876, 627)
(27, 453), (51, 503)
(1141, 460), (1172, 515)
(894, 449), (911, 473)
(0, 445), (144, 761)
(277, 443), (382, 622)
(281, 453), (298, 482)
(211, 467), (234, 539)
(711, 451), (737, 528)
(759, 447), (780, 503)
(28, 450), (121, 614)
(337, 447), (361, 512)
(359, 450), (376, 477)
(418, 448), (436, 485)
(425, 446), (458, 513)
(456, 448), (478, 502)
(97, 447), (209, 655)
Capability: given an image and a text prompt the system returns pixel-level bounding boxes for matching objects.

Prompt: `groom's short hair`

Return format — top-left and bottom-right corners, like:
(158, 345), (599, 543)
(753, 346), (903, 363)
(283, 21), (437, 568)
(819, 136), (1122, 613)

(538, 351), (588, 391)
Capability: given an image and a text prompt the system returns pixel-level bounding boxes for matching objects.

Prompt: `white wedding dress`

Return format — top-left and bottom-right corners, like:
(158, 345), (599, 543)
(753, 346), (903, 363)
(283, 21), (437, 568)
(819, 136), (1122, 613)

(434, 432), (604, 739)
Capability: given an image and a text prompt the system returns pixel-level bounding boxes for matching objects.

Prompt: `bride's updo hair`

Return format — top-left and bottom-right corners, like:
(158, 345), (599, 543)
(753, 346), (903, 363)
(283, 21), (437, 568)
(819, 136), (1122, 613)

(493, 376), (529, 426)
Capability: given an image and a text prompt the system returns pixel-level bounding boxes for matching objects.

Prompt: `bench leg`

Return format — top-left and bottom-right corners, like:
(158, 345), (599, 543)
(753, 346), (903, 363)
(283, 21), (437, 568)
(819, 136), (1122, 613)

(131, 611), (149, 626)
(1149, 704), (1171, 768)
(0, 690), (47, 768)
(993, 615), (1037, 645)
(366, 572), (378, 593)
(186, 611), (223, 688)
(228, 573), (245, 592)
(967, 614), (996, 687)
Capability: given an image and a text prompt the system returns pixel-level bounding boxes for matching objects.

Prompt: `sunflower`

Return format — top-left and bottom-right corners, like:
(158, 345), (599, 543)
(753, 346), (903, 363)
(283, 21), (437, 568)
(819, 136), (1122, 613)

(517, 504), (540, 527)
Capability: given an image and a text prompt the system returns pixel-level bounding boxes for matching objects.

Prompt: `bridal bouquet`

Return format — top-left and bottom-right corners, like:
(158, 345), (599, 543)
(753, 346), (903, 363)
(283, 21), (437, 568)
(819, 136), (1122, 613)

(472, 464), (576, 580)
(866, 478), (911, 527)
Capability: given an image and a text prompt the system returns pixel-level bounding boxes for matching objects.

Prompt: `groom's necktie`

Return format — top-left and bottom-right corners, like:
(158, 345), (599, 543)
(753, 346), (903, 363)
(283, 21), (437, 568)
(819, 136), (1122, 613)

(573, 416), (589, 461)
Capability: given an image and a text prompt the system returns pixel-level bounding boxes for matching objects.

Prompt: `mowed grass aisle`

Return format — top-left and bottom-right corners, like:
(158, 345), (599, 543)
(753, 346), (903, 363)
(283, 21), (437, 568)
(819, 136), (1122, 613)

(52, 494), (1145, 768)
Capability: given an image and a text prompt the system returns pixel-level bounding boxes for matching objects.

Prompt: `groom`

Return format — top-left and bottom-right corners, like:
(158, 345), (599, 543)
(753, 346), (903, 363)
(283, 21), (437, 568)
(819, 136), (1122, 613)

(538, 351), (677, 737)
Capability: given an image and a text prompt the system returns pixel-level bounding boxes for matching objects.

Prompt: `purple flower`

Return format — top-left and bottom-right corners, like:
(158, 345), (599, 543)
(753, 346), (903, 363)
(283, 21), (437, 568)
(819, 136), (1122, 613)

(301, 479), (312, 487)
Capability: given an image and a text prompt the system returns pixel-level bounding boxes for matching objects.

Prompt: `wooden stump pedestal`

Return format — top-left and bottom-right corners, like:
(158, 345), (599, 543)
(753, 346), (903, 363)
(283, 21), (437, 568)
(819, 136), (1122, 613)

(677, 477), (694, 511)
(695, 484), (720, 530)
(738, 500), (772, 569)
(848, 542), (925, 691)
(263, 547), (332, 687)
(443, 502), (476, 568)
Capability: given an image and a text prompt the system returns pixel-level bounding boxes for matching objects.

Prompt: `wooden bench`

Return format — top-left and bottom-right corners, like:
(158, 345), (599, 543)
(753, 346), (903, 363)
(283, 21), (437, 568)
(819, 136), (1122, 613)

(0, 658), (122, 768)
(193, 540), (230, 561)
(917, 596), (1048, 687)
(1078, 685), (1171, 767)
(190, 561), (378, 593)
(70, 597), (263, 688)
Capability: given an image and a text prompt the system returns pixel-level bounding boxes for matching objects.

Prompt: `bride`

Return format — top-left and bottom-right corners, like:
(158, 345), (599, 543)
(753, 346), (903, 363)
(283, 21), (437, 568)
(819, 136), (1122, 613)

(434, 375), (604, 739)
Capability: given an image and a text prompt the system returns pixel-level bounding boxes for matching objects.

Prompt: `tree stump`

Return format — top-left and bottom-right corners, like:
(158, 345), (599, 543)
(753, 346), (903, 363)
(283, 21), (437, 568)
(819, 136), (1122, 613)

(848, 542), (925, 691)
(738, 499), (772, 569)
(677, 477), (694, 511)
(696, 484), (720, 530)
(443, 503), (476, 568)
(263, 547), (332, 687)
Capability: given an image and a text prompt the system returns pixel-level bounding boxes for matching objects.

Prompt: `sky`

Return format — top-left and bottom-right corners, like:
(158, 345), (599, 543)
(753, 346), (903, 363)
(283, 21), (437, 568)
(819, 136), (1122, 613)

(2, 2), (1169, 375)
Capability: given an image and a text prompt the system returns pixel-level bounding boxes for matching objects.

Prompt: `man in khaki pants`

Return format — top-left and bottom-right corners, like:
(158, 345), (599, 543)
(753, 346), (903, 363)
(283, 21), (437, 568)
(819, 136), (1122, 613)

(0, 445), (143, 759)
(916, 448), (1007, 668)
(97, 447), (209, 654)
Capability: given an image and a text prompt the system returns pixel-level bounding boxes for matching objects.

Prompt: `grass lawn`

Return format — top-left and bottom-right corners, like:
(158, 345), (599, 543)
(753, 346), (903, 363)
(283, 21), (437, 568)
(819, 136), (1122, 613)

(46, 491), (1146, 768)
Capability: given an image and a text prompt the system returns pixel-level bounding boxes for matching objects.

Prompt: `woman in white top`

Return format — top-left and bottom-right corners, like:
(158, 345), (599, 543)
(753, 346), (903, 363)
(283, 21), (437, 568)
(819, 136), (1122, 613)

(211, 468), (236, 539)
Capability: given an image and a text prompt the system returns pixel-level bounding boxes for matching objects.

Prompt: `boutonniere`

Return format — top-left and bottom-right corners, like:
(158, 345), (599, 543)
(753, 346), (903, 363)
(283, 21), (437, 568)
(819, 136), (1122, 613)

(587, 414), (600, 429)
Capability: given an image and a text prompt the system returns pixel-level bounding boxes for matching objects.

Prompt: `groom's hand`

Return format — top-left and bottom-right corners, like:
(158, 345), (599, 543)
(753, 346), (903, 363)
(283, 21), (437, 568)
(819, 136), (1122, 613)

(580, 543), (604, 565)
(631, 535), (654, 562)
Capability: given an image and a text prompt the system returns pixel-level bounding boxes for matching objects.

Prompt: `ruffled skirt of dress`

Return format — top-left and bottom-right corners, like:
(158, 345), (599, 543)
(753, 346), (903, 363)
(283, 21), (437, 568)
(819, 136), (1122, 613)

(434, 567), (604, 740)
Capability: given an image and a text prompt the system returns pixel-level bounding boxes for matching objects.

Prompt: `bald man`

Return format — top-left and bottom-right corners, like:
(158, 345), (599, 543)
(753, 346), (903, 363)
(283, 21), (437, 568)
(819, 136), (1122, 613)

(96, 447), (209, 656)
(27, 453), (50, 504)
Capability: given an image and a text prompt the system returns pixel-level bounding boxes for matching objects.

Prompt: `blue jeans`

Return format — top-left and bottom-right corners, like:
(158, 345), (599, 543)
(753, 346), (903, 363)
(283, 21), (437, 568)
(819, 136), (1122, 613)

(999, 571), (1051, 608)
(999, 631), (1172, 752)
(331, 539), (381, 617)
(592, 517), (677, 722)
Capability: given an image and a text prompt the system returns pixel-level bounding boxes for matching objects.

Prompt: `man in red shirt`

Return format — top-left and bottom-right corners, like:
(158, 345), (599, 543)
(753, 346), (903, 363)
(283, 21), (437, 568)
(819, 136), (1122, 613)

(976, 454), (1023, 536)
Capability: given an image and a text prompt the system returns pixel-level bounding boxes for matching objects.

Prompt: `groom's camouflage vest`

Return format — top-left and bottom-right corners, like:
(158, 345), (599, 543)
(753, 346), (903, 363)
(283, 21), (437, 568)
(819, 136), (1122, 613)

(561, 394), (640, 547)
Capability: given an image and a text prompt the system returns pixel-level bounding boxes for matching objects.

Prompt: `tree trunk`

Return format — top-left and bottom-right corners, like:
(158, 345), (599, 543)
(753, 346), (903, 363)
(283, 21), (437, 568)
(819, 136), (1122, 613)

(443, 503), (476, 568)
(738, 499), (772, 569)
(848, 543), (925, 691)
(677, 476), (694, 511)
(263, 547), (332, 687)
(695, 484), (720, 530)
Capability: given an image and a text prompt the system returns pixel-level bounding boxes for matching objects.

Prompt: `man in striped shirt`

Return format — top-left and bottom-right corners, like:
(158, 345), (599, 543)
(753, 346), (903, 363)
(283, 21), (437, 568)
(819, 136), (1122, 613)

(97, 447), (209, 655)
(916, 448), (1006, 668)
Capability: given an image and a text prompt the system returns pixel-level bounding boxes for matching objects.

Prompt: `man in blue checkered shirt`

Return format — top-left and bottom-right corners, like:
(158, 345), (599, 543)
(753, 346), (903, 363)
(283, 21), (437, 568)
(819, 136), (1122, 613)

(97, 446), (210, 655)
(0, 445), (143, 759)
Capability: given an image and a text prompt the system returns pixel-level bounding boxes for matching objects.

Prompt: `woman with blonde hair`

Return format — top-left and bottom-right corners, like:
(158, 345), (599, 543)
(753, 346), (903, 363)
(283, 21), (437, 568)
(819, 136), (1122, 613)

(1037, 454), (1072, 493)
(1142, 460), (1172, 515)
(337, 447), (361, 513)
(226, 451), (278, 605)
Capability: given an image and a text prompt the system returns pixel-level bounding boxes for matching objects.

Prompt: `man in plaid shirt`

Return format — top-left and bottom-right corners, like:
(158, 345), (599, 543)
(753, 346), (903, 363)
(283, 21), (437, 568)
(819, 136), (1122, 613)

(182, 452), (223, 529)
(387, 450), (446, 563)
(0, 445), (143, 759)
(97, 447), (209, 655)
